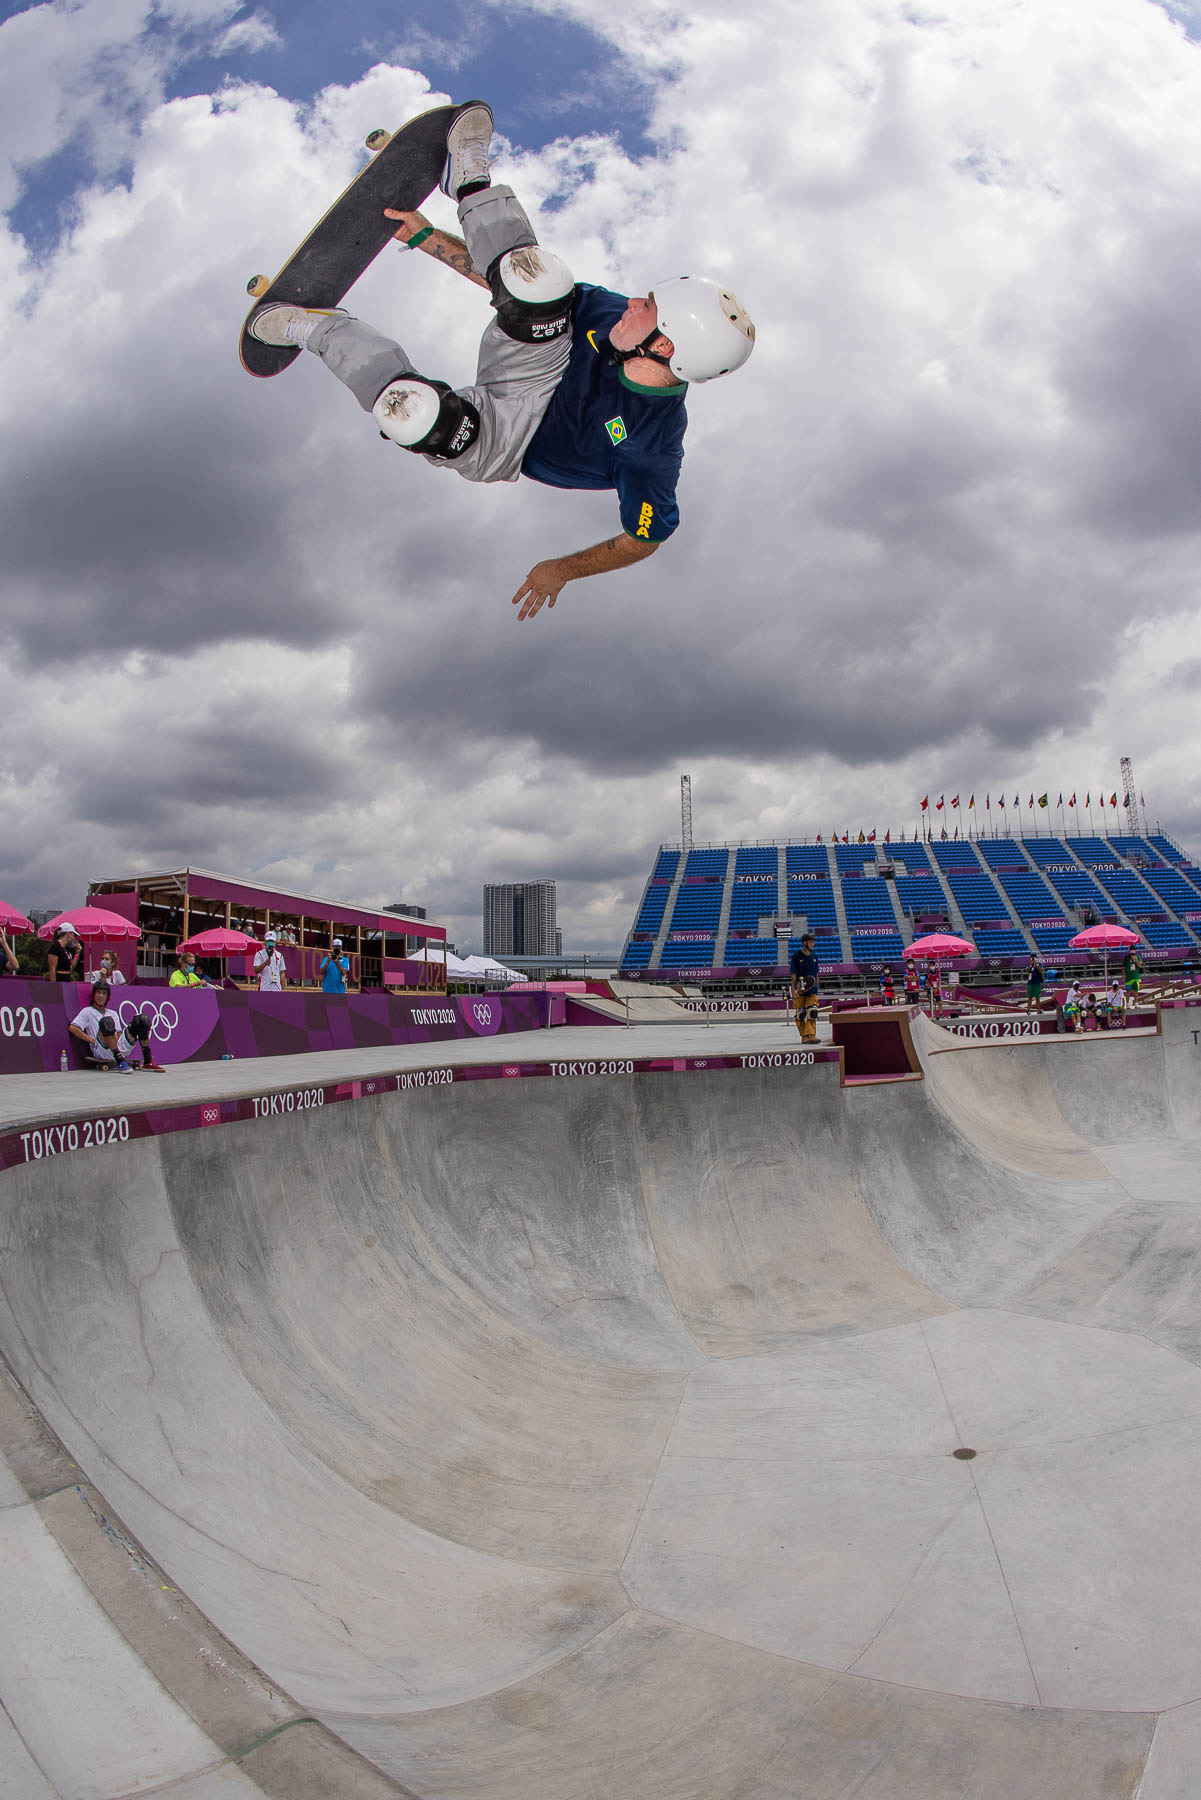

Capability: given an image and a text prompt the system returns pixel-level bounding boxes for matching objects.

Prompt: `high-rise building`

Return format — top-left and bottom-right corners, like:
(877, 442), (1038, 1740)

(384, 901), (427, 920)
(483, 880), (558, 957)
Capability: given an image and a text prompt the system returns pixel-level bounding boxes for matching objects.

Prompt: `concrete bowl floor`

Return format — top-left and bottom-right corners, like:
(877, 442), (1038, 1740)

(1, 1009), (1200, 1798)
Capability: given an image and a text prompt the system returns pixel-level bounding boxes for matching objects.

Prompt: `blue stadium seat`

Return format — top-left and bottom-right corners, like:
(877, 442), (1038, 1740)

(734, 846), (779, 876)
(945, 868), (1009, 924)
(1141, 921), (1195, 949)
(850, 931), (905, 961)
(727, 877), (779, 929)
(633, 885), (672, 931)
(973, 929), (1030, 955)
(976, 837), (1031, 869)
(683, 848), (730, 879)
(724, 938), (783, 965)
(1093, 869), (1162, 919)
(929, 838), (982, 868)
(786, 846), (832, 873)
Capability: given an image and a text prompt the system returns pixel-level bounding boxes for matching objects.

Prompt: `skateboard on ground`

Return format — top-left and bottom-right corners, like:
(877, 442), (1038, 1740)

(239, 103), (460, 378)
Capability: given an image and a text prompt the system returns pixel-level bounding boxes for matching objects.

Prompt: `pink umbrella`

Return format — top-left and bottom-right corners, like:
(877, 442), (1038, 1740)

(1070, 920), (1140, 988)
(0, 901), (34, 933)
(904, 932), (974, 958)
(904, 931), (973, 1015)
(178, 928), (262, 954)
(1070, 923), (1139, 950)
(36, 906), (142, 942)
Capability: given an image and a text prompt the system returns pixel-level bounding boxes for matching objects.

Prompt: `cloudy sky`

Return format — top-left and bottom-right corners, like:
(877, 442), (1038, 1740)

(2, 0), (1201, 953)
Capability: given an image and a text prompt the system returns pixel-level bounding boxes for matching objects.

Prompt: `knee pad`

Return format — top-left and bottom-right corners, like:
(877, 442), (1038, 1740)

(373, 378), (480, 461)
(487, 247), (575, 344)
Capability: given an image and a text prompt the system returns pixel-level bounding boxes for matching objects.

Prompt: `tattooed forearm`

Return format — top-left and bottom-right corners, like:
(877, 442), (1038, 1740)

(424, 231), (489, 289)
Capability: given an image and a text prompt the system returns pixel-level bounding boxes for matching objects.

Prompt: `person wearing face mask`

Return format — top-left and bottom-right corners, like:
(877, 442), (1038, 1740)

(169, 951), (215, 989)
(86, 949), (126, 986)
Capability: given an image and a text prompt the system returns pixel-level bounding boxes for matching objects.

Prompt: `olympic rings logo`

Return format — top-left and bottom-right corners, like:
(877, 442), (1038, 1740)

(116, 999), (180, 1041)
(472, 1002), (496, 1026)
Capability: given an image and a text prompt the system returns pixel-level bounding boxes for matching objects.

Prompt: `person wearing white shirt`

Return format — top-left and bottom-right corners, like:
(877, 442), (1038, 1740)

(69, 982), (129, 1069)
(86, 950), (126, 986)
(253, 933), (288, 992)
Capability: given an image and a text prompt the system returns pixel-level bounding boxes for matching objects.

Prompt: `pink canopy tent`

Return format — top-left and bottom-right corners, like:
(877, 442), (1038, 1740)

(36, 906), (142, 942)
(1070, 920), (1140, 986)
(0, 902), (34, 934)
(178, 928), (262, 955)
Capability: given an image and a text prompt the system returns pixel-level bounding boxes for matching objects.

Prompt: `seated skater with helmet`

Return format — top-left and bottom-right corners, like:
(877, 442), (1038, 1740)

(69, 985), (165, 1071)
(248, 103), (755, 620)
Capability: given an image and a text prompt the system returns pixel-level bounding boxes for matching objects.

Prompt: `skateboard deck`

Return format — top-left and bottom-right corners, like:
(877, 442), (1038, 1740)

(239, 103), (459, 378)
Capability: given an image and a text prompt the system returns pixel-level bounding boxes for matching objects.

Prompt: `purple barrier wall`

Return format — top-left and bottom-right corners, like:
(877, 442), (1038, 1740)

(0, 1045), (844, 1176)
(0, 982), (555, 1075)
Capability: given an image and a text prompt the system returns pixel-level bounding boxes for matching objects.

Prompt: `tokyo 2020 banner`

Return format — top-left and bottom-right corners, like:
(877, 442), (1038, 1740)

(0, 983), (557, 1076)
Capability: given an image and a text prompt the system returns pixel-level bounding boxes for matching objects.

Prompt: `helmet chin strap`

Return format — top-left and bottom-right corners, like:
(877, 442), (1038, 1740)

(610, 323), (675, 374)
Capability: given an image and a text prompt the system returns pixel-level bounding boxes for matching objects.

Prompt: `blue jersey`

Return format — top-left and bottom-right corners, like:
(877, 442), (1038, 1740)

(521, 285), (687, 543)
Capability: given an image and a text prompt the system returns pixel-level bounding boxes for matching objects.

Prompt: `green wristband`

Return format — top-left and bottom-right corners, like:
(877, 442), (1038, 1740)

(406, 226), (434, 249)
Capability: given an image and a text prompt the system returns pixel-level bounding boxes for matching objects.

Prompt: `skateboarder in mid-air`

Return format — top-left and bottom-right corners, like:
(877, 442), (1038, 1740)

(248, 104), (756, 620)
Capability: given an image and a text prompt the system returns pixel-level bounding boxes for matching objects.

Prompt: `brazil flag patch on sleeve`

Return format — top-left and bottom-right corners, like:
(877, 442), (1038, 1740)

(605, 416), (627, 445)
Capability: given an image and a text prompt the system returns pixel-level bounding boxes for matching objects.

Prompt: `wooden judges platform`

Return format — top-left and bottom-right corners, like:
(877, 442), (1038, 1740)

(86, 866), (449, 992)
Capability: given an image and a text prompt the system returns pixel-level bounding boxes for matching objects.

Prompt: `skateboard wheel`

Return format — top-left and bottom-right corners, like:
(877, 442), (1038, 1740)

(365, 129), (391, 152)
(246, 274), (270, 297)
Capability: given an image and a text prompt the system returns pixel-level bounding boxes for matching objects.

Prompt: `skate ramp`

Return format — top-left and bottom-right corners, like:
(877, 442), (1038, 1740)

(1, 1011), (1201, 1796)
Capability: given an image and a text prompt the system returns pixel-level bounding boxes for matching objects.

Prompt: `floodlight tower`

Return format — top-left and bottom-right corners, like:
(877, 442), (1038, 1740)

(1119, 756), (1139, 836)
(680, 774), (694, 852)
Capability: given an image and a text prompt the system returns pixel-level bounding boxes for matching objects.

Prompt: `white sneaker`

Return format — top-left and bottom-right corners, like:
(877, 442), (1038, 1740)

(439, 101), (494, 201)
(248, 304), (348, 348)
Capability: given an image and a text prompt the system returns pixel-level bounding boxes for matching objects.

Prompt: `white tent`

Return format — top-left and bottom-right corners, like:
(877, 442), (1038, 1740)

(458, 955), (525, 984)
(402, 947), (475, 978)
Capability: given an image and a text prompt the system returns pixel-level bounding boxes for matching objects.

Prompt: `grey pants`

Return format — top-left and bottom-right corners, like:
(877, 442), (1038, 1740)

(305, 186), (571, 484)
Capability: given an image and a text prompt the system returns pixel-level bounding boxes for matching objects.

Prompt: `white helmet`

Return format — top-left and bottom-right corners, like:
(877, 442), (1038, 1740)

(651, 276), (755, 383)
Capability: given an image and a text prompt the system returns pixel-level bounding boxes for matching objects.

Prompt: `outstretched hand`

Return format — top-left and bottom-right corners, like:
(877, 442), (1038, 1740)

(512, 560), (568, 621)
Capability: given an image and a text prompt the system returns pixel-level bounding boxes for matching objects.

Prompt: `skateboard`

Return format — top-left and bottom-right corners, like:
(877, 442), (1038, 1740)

(239, 103), (460, 378)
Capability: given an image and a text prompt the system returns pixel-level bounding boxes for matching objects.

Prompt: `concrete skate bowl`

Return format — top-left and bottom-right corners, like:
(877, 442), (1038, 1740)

(2, 1008), (1201, 1798)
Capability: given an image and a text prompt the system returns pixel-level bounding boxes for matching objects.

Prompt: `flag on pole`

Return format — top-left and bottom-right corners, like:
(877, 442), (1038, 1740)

(998, 794), (1005, 809)
(936, 795), (945, 811)
(1013, 794), (1019, 808)
(884, 828), (890, 843)
(1056, 793), (1063, 807)
(1110, 793), (1117, 807)
(858, 830), (865, 844)
(951, 795), (960, 810)
(921, 796), (929, 811)
(1038, 794), (1049, 808)
(1085, 793), (1090, 807)
(968, 795), (975, 810)
(986, 794), (990, 810)
(1028, 794), (1034, 809)
(1069, 794), (1076, 808)
(868, 829), (876, 842)
(816, 832), (822, 843)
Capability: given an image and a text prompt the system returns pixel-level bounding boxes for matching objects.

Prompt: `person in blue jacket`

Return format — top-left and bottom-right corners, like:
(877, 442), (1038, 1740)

(249, 103), (755, 620)
(320, 939), (350, 994)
